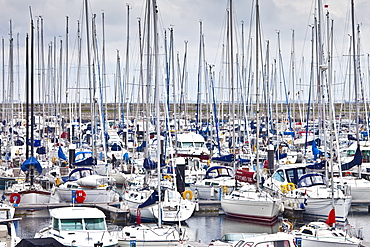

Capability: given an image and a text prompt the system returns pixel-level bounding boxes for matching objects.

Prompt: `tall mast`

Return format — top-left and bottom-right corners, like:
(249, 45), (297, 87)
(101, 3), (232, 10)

(230, 0), (236, 162)
(255, 0), (261, 187)
(125, 4), (131, 124)
(84, 0), (94, 157)
(152, 0), (162, 228)
(351, 0), (359, 144)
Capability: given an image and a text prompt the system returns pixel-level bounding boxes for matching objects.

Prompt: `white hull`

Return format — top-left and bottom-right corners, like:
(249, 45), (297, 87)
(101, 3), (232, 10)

(221, 196), (281, 223)
(126, 199), (195, 222)
(57, 188), (116, 203)
(118, 224), (183, 247)
(151, 201), (195, 222)
(285, 195), (352, 222)
(189, 184), (235, 201)
(300, 238), (360, 247)
(4, 190), (51, 205)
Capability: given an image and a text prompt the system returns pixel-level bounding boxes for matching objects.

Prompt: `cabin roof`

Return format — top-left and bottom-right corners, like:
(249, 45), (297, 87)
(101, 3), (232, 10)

(49, 207), (106, 219)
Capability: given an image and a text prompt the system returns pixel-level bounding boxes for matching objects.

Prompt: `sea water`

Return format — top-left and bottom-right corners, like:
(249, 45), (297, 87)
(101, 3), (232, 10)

(15, 205), (370, 245)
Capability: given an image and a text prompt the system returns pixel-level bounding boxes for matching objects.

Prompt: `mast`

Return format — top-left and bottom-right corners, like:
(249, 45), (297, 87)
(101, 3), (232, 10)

(65, 16), (70, 141)
(255, 0), (261, 187)
(152, 0), (162, 228)
(351, 0), (359, 144)
(84, 0), (94, 157)
(29, 7), (35, 186)
(351, 0), (361, 178)
(125, 4), (131, 125)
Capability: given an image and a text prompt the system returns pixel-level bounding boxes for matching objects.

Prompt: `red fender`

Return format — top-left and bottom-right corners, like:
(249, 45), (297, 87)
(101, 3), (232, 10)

(75, 190), (86, 203)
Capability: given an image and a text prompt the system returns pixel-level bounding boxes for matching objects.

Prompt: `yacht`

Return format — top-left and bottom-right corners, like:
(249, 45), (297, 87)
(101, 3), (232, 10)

(35, 207), (118, 247)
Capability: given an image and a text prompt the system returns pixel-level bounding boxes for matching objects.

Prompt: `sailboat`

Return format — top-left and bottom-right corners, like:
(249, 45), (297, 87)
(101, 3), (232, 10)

(221, 0), (282, 224)
(4, 22), (52, 209)
(118, 0), (187, 245)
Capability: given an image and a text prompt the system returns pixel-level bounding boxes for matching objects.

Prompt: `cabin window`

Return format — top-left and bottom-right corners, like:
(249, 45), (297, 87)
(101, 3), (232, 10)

(182, 142), (194, 148)
(286, 170), (295, 183)
(302, 229), (313, 235)
(194, 142), (204, 148)
(60, 219), (83, 231)
(255, 240), (291, 246)
(272, 170), (285, 182)
(52, 218), (59, 230)
(234, 240), (251, 247)
(84, 218), (106, 230)
(362, 150), (370, 163)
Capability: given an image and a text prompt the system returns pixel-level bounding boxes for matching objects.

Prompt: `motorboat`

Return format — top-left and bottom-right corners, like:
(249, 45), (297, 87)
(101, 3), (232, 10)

(174, 132), (210, 161)
(233, 232), (296, 247)
(293, 221), (362, 247)
(34, 207), (118, 247)
(0, 202), (21, 247)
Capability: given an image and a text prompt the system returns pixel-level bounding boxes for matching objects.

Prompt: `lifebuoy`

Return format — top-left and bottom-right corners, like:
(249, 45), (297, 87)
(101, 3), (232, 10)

(182, 190), (193, 200)
(10, 193), (21, 204)
(75, 190), (86, 203)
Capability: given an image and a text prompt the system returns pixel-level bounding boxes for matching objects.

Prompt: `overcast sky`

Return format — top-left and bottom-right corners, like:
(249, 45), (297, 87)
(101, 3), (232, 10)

(0, 0), (369, 105)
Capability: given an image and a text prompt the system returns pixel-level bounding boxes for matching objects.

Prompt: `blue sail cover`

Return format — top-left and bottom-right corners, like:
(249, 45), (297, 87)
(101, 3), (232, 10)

(275, 150), (288, 160)
(73, 156), (96, 166)
(58, 146), (68, 161)
(138, 190), (159, 208)
(211, 154), (235, 163)
(312, 140), (323, 160)
(111, 143), (122, 151)
(21, 156), (43, 174)
(341, 146), (362, 171)
(136, 141), (146, 152)
(306, 160), (326, 169)
(36, 146), (46, 155)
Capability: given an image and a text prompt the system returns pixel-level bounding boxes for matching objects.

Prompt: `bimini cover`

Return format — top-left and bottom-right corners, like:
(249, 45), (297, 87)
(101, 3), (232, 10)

(21, 156), (42, 174)
(296, 173), (326, 188)
(204, 166), (234, 179)
(16, 237), (64, 247)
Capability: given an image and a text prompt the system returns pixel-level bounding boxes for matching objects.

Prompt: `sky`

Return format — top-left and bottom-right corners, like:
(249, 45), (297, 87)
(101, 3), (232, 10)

(0, 0), (369, 106)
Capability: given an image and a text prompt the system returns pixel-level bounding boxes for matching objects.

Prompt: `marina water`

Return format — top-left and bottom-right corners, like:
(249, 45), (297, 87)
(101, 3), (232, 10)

(14, 205), (370, 245)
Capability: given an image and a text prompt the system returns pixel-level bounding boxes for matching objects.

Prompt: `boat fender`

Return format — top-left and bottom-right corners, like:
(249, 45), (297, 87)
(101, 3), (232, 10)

(279, 219), (293, 232)
(279, 202), (285, 213)
(182, 190), (193, 200)
(10, 192), (21, 204)
(55, 177), (62, 186)
(222, 186), (228, 194)
(280, 184), (288, 193)
(163, 175), (172, 181)
(75, 190), (87, 203)
(287, 183), (296, 191)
